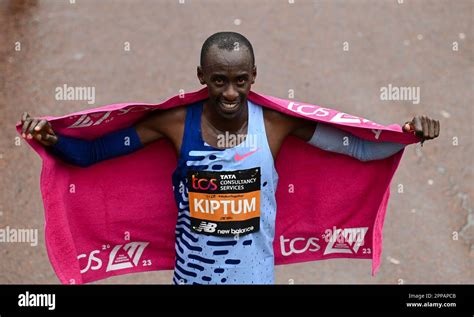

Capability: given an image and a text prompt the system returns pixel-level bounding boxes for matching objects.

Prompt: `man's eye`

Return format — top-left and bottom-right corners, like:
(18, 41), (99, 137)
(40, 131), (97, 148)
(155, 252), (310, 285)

(215, 78), (224, 85)
(237, 78), (246, 85)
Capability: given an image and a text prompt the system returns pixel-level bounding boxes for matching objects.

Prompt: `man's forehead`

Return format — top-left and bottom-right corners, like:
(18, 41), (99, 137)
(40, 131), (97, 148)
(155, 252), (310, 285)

(202, 45), (253, 71)
(202, 63), (252, 74)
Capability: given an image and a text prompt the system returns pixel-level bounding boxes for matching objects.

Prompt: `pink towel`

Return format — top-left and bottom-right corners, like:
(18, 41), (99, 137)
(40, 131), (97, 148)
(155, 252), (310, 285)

(16, 88), (418, 284)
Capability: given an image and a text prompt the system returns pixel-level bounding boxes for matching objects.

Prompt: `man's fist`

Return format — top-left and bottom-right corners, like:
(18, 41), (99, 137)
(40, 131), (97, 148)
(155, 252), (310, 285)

(402, 115), (440, 142)
(21, 112), (58, 146)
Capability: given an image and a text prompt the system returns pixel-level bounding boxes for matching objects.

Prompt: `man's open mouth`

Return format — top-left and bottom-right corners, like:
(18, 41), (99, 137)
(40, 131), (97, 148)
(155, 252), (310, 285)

(219, 101), (240, 113)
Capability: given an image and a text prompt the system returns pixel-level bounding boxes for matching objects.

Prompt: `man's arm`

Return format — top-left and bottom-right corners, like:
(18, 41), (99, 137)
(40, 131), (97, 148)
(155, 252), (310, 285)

(303, 122), (406, 161)
(20, 109), (182, 167)
(49, 126), (145, 167)
(268, 110), (439, 161)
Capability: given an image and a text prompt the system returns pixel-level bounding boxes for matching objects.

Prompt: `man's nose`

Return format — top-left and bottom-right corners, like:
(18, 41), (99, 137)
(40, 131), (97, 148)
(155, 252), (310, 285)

(222, 85), (239, 102)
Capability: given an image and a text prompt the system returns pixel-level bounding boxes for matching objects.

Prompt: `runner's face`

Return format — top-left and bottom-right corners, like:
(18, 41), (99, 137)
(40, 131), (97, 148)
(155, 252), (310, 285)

(198, 45), (256, 120)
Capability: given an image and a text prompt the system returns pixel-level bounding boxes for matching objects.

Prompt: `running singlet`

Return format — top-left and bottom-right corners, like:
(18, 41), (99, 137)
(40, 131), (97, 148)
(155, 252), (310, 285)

(171, 100), (279, 284)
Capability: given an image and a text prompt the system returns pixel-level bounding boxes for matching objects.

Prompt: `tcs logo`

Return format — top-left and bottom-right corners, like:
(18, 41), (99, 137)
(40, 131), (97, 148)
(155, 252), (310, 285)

(191, 174), (217, 191)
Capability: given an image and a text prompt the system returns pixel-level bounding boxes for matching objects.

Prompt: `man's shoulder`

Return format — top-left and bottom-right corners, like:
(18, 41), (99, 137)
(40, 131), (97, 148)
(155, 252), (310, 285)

(262, 106), (285, 121)
(137, 105), (187, 138)
(262, 105), (299, 127)
(149, 104), (187, 124)
(261, 103), (316, 140)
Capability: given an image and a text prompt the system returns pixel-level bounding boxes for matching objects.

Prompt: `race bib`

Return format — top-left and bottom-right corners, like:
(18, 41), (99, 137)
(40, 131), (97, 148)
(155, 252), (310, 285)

(187, 167), (261, 237)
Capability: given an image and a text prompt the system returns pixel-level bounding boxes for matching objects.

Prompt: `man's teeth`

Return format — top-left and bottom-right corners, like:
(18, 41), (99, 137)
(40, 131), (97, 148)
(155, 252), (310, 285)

(222, 103), (238, 109)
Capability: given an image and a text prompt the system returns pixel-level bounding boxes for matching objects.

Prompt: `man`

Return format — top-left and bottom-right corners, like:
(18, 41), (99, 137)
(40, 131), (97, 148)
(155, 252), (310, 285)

(20, 32), (439, 284)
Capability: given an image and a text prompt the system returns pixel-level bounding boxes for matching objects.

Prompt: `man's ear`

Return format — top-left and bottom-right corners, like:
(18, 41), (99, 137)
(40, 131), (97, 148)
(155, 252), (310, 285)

(251, 65), (257, 84)
(197, 66), (206, 85)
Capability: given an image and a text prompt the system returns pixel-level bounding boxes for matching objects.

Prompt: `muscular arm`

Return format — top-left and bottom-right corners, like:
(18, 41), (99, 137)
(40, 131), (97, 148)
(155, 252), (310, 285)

(264, 108), (405, 161)
(50, 126), (145, 167)
(50, 107), (185, 167)
(134, 110), (167, 146)
(305, 123), (405, 161)
(263, 108), (316, 159)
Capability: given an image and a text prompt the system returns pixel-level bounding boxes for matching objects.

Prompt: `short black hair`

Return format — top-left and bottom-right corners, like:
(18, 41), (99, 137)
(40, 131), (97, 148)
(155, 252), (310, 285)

(200, 32), (255, 67)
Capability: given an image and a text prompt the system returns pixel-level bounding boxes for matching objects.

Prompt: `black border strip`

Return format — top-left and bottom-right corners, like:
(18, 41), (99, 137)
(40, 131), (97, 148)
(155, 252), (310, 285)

(0, 285), (472, 314)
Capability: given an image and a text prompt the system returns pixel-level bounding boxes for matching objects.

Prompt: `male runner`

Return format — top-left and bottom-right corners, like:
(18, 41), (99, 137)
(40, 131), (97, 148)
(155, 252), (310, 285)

(20, 32), (439, 284)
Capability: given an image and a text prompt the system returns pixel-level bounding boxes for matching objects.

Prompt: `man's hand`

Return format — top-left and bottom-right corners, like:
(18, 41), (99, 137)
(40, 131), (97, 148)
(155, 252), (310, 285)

(402, 115), (440, 143)
(20, 112), (58, 146)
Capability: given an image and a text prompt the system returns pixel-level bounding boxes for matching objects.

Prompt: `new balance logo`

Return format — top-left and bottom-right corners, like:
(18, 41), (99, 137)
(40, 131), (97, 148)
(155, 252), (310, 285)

(193, 221), (217, 233)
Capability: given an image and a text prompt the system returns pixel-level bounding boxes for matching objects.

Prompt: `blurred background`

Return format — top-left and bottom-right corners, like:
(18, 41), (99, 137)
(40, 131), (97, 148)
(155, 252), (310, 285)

(0, 0), (472, 284)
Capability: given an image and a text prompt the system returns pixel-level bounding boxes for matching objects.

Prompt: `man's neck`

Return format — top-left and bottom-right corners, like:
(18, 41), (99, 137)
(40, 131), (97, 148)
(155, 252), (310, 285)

(202, 100), (248, 133)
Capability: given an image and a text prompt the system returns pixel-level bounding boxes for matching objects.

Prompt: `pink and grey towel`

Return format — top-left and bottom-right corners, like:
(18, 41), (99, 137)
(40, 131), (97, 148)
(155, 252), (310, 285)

(16, 88), (418, 284)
